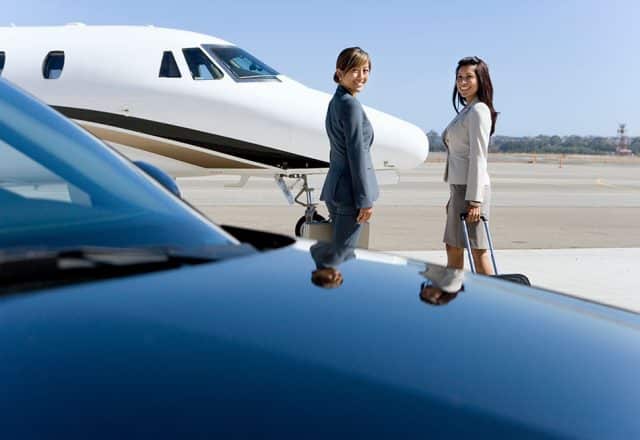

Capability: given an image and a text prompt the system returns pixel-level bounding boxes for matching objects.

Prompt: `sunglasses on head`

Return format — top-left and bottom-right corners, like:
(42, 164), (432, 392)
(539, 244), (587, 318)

(459, 56), (481, 64)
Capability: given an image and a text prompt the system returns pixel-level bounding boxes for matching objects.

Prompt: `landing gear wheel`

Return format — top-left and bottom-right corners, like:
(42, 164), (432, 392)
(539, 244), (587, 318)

(294, 213), (327, 237)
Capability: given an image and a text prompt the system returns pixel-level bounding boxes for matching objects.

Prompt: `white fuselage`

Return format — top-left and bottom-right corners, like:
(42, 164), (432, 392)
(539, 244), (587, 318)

(0, 25), (428, 170)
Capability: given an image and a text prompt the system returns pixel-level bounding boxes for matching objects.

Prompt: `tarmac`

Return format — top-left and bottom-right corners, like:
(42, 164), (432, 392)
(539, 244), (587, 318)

(115, 145), (640, 313)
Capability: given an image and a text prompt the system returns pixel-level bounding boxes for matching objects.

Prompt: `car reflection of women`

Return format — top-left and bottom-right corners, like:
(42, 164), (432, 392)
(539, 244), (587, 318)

(319, 47), (379, 254)
(309, 237), (355, 289)
(310, 240), (355, 289)
(441, 56), (498, 275)
(419, 265), (464, 306)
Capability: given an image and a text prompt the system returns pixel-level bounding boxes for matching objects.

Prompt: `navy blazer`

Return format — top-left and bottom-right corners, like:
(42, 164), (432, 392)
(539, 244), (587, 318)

(320, 85), (379, 209)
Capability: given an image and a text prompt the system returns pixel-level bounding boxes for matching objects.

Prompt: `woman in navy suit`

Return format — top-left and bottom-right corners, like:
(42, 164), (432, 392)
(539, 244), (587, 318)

(319, 47), (379, 253)
(441, 56), (498, 274)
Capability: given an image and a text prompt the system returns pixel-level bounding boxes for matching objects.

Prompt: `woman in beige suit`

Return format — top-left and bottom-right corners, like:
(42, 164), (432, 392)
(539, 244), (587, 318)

(441, 56), (498, 274)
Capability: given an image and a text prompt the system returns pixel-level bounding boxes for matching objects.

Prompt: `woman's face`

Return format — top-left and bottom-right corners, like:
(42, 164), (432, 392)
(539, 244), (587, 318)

(338, 63), (370, 95)
(456, 64), (478, 102)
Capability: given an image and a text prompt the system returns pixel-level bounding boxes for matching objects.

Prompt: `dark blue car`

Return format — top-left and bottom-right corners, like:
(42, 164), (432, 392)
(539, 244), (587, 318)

(1, 78), (639, 439)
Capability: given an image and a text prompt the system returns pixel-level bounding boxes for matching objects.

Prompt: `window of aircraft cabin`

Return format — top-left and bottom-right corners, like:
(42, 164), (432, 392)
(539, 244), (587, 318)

(159, 51), (181, 78)
(43, 51), (65, 79)
(203, 45), (279, 81)
(0, 52), (5, 76)
(182, 48), (223, 80)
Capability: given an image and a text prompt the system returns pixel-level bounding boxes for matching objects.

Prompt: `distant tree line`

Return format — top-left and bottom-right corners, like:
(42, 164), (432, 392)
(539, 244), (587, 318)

(426, 130), (640, 155)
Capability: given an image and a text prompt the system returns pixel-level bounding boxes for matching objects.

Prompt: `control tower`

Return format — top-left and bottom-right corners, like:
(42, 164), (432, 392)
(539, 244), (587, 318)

(616, 123), (633, 156)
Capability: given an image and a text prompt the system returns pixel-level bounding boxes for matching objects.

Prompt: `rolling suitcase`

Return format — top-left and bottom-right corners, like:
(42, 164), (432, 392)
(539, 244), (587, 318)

(460, 214), (531, 286)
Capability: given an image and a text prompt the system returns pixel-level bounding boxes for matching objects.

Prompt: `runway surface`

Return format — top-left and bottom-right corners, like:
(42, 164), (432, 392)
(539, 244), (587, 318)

(395, 248), (640, 314)
(162, 152), (640, 249)
(115, 145), (640, 313)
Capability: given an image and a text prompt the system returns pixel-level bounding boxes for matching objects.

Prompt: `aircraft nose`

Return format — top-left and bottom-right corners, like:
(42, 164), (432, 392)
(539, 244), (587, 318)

(368, 111), (429, 169)
(407, 129), (429, 163)
(401, 127), (429, 167)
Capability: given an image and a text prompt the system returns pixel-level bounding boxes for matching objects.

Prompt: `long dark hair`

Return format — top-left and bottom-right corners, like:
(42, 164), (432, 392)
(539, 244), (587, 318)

(452, 56), (498, 135)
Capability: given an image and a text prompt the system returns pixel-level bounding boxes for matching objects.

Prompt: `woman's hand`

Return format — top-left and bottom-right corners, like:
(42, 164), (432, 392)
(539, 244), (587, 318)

(357, 207), (373, 224)
(466, 204), (481, 223)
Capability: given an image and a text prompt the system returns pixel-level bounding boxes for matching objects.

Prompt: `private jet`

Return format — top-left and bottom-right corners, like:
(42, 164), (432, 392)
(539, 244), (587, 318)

(0, 24), (429, 234)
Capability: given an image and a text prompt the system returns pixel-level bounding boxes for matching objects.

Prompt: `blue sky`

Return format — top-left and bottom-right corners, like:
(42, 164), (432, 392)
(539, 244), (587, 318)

(4, 0), (639, 136)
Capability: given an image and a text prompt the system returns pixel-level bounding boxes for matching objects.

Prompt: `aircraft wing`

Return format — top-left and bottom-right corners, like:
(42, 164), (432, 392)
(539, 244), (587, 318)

(110, 141), (398, 185)
(201, 167), (399, 206)
(107, 140), (398, 207)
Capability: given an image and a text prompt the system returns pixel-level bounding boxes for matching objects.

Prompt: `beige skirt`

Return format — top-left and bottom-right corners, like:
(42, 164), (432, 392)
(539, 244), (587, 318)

(443, 184), (491, 249)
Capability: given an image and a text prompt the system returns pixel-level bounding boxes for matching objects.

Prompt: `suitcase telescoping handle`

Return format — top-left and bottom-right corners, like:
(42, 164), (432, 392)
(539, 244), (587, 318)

(460, 213), (499, 275)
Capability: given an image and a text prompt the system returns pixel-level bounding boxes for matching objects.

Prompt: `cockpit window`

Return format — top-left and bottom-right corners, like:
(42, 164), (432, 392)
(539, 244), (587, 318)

(203, 45), (279, 81)
(43, 51), (65, 79)
(0, 52), (5, 76)
(182, 48), (223, 80)
(159, 51), (181, 78)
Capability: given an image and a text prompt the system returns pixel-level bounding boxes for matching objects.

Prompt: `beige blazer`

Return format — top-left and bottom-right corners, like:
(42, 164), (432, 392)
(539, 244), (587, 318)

(442, 99), (491, 203)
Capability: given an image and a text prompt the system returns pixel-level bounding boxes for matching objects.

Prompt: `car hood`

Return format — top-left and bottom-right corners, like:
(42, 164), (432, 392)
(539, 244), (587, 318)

(1, 240), (639, 438)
